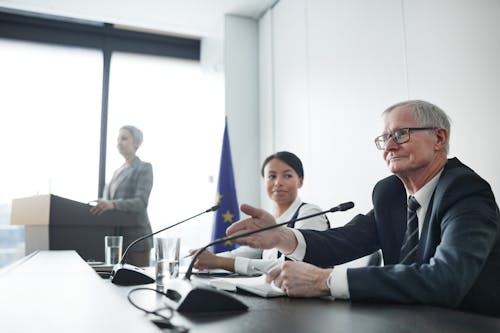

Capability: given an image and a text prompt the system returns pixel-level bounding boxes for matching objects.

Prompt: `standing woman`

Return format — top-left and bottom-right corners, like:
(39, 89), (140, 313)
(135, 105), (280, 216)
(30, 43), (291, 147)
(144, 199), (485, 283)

(191, 151), (330, 275)
(90, 125), (154, 267)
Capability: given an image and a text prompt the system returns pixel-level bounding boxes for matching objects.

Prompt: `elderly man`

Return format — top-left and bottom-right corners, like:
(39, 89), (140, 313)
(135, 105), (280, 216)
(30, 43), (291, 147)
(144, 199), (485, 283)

(227, 100), (500, 316)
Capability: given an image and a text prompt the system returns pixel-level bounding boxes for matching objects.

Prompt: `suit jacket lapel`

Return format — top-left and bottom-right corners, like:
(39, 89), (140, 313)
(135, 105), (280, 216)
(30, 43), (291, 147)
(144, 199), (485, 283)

(417, 158), (461, 263)
(116, 165), (133, 185)
(418, 192), (435, 262)
(110, 158), (140, 199)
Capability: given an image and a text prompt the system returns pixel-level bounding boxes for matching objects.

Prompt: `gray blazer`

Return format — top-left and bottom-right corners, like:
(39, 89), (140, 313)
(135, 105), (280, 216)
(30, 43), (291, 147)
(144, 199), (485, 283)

(104, 156), (153, 251)
(301, 158), (500, 316)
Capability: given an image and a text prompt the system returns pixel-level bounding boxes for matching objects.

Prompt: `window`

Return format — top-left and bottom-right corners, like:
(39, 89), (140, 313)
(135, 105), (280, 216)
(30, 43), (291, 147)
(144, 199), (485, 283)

(0, 38), (102, 266)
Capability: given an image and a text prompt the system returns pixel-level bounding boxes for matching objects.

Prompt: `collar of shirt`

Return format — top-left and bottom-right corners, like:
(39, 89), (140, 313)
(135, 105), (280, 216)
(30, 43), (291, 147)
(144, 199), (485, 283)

(275, 196), (303, 223)
(407, 169), (443, 237)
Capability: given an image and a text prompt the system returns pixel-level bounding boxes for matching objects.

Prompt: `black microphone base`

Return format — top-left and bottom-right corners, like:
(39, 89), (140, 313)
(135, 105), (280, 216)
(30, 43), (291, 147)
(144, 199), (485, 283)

(110, 263), (155, 285)
(160, 278), (248, 313)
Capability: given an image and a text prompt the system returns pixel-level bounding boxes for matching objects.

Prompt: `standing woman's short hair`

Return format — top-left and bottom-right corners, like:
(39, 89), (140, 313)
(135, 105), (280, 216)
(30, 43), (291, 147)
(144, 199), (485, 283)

(121, 125), (143, 150)
(261, 151), (304, 179)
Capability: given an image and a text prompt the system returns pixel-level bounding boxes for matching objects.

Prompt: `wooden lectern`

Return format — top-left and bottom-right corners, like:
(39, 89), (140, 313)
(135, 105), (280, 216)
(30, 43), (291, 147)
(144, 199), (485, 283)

(10, 194), (137, 262)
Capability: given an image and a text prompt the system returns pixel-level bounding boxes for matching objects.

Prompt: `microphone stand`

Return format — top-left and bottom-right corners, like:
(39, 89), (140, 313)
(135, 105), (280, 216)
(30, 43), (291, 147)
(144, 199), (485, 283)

(160, 201), (354, 313)
(110, 204), (219, 286)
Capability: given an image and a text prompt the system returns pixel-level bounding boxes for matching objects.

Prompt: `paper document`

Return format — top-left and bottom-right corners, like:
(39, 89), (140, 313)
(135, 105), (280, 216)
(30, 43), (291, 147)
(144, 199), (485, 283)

(191, 268), (234, 276)
(208, 275), (285, 298)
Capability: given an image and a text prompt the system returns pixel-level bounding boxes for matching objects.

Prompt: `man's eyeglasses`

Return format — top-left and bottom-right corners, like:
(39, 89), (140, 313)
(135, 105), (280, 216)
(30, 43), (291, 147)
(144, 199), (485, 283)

(374, 127), (437, 150)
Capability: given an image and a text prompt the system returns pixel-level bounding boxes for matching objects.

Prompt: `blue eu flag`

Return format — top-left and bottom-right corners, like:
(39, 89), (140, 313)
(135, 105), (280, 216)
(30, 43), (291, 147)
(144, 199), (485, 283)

(212, 119), (240, 253)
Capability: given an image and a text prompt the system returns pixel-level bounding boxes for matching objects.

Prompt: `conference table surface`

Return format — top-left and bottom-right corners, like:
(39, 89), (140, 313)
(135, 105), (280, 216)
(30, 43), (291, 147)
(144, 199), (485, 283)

(1, 251), (499, 333)
(129, 283), (500, 333)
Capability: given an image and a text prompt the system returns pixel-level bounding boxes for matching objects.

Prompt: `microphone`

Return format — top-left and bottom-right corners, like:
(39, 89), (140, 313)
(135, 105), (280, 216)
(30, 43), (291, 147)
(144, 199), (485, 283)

(186, 201), (354, 279)
(110, 204), (219, 286)
(160, 201), (354, 313)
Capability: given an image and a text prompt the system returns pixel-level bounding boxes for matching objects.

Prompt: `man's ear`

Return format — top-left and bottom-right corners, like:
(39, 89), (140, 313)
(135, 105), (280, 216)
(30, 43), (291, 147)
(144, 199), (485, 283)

(434, 128), (448, 151)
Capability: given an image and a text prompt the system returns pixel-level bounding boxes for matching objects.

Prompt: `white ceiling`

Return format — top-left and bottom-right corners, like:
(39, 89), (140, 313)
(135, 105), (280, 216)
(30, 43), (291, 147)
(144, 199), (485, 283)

(0, 0), (278, 38)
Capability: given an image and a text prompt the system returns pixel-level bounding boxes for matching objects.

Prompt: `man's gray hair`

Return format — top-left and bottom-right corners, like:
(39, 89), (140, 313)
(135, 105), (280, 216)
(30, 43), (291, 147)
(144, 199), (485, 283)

(383, 100), (451, 153)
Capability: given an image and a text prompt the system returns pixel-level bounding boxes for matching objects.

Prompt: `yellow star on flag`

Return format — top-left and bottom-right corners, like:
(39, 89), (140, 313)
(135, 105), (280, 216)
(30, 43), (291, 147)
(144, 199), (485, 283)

(216, 193), (223, 204)
(222, 210), (234, 223)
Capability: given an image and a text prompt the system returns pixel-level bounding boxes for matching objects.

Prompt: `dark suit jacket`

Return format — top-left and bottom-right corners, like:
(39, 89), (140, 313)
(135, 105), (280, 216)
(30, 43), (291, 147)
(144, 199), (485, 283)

(104, 157), (154, 251)
(301, 158), (500, 316)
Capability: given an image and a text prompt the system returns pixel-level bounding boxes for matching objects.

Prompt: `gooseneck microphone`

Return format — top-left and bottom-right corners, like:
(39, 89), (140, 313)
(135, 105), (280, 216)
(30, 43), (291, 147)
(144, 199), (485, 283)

(110, 204), (219, 285)
(160, 201), (354, 313)
(185, 201), (354, 279)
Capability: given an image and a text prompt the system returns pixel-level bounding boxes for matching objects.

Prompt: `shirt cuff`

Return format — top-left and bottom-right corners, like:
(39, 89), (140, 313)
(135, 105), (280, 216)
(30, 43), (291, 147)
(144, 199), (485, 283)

(233, 257), (249, 275)
(327, 266), (350, 299)
(286, 229), (306, 261)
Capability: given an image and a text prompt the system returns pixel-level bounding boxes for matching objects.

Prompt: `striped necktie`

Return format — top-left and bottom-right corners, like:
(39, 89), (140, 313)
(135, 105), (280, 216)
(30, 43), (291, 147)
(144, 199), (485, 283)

(399, 196), (420, 264)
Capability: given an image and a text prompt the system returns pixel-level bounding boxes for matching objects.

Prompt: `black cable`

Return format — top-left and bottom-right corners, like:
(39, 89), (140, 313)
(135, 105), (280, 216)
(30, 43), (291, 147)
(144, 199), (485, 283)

(127, 287), (174, 321)
(127, 288), (190, 332)
(127, 287), (189, 333)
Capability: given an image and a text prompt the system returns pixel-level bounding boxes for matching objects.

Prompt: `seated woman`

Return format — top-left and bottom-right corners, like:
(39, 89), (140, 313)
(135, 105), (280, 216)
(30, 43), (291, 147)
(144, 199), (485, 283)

(191, 151), (330, 275)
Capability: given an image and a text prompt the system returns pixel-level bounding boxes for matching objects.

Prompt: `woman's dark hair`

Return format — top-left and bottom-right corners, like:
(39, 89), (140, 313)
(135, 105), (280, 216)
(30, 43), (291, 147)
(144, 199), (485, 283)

(260, 151), (304, 179)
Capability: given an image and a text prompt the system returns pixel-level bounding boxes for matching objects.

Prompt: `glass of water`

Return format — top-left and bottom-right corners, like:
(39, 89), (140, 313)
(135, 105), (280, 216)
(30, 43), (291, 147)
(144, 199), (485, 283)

(155, 237), (180, 286)
(104, 235), (123, 265)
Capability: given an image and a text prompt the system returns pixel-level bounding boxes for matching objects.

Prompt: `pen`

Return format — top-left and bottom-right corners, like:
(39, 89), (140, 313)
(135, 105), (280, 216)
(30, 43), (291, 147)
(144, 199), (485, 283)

(251, 266), (271, 275)
(183, 248), (204, 258)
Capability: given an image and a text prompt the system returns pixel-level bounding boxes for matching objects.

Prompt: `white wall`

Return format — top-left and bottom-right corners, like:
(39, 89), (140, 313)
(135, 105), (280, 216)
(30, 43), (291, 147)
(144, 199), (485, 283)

(403, 0), (500, 193)
(258, 10), (275, 212)
(224, 15), (261, 207)
(259, 0), (500, 226)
